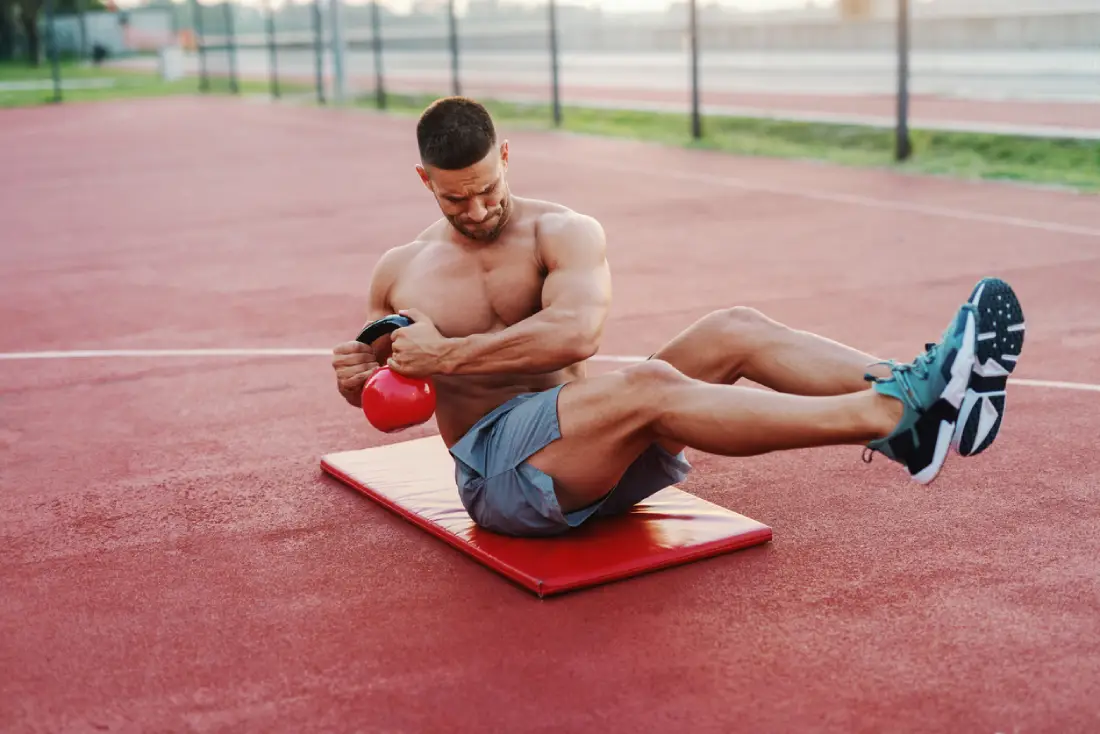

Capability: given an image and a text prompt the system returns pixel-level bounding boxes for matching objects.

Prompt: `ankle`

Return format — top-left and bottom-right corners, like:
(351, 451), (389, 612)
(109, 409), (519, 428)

(869, 391), (905, 439)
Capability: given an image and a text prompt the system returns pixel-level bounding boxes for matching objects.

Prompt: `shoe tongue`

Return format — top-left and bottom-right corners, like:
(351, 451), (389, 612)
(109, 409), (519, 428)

(872, 368), (921, 412)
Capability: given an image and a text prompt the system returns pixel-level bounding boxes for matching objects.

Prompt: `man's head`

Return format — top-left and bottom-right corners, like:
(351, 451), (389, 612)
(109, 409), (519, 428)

(415, 97), (511, 242)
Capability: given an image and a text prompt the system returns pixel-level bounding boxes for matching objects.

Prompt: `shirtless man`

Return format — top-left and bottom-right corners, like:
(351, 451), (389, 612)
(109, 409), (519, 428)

(331, 97), (1026, 537)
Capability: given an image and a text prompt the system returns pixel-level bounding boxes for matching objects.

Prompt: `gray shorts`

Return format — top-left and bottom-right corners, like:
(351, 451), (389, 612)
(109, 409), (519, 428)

(448, 384), (692, 537)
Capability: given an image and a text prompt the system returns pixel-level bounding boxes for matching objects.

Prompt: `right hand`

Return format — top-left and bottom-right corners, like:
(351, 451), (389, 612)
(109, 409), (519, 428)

(332, 341), (380, 408)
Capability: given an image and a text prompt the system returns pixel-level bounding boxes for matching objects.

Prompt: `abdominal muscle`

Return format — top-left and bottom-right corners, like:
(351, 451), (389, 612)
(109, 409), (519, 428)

(431, 365), (585, 447)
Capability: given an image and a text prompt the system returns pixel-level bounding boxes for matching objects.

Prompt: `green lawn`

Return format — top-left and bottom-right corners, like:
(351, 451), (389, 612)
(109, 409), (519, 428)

(357, 93), (1100, 193)
(0, 60), (297, 107)
(4, 62), (1096, 194)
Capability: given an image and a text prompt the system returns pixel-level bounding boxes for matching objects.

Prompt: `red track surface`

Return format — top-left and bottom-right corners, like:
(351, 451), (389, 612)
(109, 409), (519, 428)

(2, 97), (1099, 733)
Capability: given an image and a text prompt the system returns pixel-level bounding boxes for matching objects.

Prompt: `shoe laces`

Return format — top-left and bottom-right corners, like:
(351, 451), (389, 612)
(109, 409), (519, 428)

(864, 342), (939, 412)
(860, 342), (939, 466)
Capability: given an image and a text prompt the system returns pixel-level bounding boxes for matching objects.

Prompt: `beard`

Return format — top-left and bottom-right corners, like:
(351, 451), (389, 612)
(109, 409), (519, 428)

(449, 195), (512, 242)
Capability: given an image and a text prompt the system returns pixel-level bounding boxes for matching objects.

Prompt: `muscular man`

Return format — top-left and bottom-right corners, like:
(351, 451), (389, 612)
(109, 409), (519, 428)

(331, 97), (1025, 537)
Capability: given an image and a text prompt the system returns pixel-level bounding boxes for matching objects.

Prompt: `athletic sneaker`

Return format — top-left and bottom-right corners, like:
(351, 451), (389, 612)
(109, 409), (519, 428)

(953, 277), (1026, 457)
(863, 303), (978, 485)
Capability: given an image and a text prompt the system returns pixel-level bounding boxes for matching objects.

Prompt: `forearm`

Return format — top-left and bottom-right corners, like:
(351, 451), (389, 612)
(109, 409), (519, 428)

(442, 309), (600, 376)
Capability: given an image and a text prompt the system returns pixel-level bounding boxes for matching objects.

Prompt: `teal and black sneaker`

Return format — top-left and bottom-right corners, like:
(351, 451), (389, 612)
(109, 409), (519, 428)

(953, 277), (1025, 457)
(863, 303), (978, 485)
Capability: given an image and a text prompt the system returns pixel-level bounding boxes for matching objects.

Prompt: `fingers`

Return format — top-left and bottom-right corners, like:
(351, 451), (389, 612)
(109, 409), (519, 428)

(332, 341), (379, 396)
(385, 354), (429, 379)
(336, 362), (378, 396)
(333, 341), (373, 356)
(339, 370), (374, 394)
(332, 350), (374, 369)
(335, 359), (377, 381)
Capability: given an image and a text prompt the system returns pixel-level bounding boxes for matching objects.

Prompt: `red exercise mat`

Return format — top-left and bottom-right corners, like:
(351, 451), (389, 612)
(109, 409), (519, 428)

(321, 436), (773, 597)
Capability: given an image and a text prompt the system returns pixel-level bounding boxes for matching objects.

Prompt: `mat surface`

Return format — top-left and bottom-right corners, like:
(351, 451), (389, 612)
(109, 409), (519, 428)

(321, 436), (773, 596)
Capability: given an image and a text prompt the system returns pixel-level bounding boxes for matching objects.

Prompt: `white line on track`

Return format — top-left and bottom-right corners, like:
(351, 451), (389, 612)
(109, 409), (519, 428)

(1, 349), (1097, 393)
(0, 348), (330, 359)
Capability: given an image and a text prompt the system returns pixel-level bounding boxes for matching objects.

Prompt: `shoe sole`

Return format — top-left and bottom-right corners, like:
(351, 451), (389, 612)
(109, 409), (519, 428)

(911, 304), (978, 485)
(953, 278), (1025, 457)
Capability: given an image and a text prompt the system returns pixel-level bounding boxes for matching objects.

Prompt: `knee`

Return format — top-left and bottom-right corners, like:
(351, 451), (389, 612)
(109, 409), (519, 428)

(702, 306), (785, 344)
(619, 359), (690, 423)
(622, 359), (688, 389)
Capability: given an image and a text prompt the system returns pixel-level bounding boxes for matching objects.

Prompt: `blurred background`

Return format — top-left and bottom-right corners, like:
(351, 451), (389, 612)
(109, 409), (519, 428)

(2, 0), (1097, 183)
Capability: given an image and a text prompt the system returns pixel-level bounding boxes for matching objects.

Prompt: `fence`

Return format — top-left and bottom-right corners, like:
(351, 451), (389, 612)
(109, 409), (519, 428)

(185, 0), (1099, 161)
(182, 0), (922, 159)
(0, 5), (180, 105)
(6, 0), (1098, 156)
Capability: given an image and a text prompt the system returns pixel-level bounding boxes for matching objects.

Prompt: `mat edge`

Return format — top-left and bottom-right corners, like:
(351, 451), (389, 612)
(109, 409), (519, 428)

(320, 450), (774, 599)
(537, 528), (773, 597)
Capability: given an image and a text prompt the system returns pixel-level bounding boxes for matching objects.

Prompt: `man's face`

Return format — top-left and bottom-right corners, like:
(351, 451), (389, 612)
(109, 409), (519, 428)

(418, 142), (511, 242)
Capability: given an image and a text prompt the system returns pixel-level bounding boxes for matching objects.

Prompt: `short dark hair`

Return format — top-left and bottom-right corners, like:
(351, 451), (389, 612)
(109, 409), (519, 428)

(416, 97), (497, 171)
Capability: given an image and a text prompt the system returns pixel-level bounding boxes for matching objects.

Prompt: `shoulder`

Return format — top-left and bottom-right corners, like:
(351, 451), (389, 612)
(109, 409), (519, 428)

(369, 236), (435, 302)
(533, 206), (607, 268)
(373, 224), (443, 276)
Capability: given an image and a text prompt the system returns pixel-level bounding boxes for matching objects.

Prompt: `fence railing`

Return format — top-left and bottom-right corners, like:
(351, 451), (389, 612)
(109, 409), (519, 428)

(189, 0), (921, 161)
(12, 1), (1096, 157)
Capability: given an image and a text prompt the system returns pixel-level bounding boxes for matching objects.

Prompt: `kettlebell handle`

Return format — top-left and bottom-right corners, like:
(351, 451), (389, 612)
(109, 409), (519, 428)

(355, 314), (413, 345)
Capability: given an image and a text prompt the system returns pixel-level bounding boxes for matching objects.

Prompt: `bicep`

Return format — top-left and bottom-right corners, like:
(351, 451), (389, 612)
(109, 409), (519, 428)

(540, 216), (612, 327)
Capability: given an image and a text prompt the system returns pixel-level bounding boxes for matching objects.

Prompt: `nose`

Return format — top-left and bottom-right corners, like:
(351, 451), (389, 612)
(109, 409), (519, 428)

(467, 199), (489, 223)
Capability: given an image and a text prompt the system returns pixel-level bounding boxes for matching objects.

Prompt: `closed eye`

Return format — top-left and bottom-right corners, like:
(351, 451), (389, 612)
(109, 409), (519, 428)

(444, 182), (496, 203)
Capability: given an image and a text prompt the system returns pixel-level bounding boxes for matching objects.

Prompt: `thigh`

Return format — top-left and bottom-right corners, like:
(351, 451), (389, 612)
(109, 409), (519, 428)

(524, 364), (672, 514)
(592, 442), (693, 518)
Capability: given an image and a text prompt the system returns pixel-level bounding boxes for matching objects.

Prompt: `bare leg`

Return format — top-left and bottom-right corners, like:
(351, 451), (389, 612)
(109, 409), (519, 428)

(653, 307), (891, 396)
(646, 307), (896, 456)
(526, 361), (903, 513)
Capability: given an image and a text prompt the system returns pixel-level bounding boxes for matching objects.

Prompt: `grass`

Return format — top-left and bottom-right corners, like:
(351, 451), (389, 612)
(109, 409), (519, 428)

(3, 61), (1096, 193)
(356, 92), (1100, 193)
(0, 59), (304, 107)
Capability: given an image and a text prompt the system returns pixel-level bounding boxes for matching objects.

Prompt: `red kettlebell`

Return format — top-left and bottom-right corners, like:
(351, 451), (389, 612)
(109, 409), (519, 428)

(354, 314), (437, 433)
(361, 366), (436, 433)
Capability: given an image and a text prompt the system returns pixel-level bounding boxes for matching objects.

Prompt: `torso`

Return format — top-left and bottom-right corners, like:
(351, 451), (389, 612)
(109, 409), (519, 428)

(386, 197), (587, 445)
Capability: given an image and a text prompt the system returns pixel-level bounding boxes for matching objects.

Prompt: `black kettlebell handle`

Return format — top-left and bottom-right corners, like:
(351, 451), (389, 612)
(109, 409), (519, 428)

(355, 314), (413, 345)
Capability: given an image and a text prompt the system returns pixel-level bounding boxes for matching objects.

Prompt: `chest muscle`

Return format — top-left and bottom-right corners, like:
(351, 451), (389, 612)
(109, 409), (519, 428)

(389, 248), (544, 338)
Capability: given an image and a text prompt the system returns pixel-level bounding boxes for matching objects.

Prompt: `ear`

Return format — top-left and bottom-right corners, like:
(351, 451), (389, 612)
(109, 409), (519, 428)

(415, 164), (433, 191)
(499, 140), (509, 169)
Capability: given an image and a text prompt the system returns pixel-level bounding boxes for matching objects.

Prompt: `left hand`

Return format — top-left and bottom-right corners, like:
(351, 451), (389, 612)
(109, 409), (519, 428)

(388, 309), (453, 378)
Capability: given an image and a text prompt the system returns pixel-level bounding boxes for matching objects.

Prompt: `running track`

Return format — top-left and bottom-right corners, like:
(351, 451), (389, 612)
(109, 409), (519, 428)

(2, 97), (1099, 733)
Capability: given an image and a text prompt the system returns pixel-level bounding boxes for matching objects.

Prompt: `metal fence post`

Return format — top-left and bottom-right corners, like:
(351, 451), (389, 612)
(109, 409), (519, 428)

(329, 0), (346, 104)
(45, 0), (61, 102)
(312, 0), (326, 104)
(447, 0), (460, 96)
(548, 0), (561, 126)
(895, 0), (911, 161)
(264, 0), (279, 98)
(371, 0), (386, 109)
(191, 0), (209, 92)
(223, 0), (238, 94)
(689, 0), (701, 139)
(77, 0), (88, 59)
